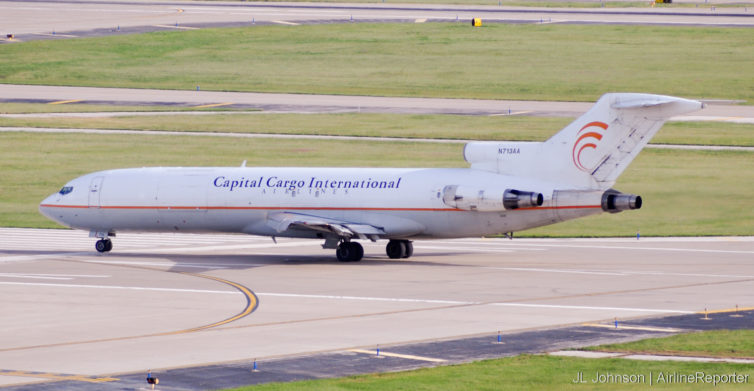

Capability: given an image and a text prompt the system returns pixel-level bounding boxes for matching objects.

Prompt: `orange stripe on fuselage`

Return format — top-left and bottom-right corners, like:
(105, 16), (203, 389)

(39, 204), (602, 212)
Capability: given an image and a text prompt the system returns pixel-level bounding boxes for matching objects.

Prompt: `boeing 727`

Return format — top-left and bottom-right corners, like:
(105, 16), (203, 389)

(39, 93), (703, 261)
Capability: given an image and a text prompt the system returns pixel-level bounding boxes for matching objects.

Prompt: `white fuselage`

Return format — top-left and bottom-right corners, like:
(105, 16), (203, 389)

(39, 166), (602, 240)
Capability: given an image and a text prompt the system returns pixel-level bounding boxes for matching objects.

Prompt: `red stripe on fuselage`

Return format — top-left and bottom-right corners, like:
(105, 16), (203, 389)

(39, 204), (602, 212)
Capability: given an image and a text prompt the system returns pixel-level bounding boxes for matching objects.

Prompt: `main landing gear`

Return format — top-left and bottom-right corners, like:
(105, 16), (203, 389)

(386, 239), (413, 259)
(334, 239), (414, 262)
(95, 239), (113, 253)
(336, 241), (363, 262)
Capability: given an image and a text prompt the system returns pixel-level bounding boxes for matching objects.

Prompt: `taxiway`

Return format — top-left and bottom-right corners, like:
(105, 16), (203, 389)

(1, 228), (752, 387)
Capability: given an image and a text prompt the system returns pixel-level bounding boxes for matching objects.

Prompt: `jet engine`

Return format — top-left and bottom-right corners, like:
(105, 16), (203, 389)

(601, 189), (642, 213)
(443, 185), (543, 212)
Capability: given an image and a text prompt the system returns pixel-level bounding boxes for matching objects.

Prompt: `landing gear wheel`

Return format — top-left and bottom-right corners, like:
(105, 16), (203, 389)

(386, 240), (413, 259)
(402, 241), (413, 258)
(350, 242), (364, 261)
(95, 239), (112, 253)
(336, 241), (363, 262)
(386, 240), (406, 259)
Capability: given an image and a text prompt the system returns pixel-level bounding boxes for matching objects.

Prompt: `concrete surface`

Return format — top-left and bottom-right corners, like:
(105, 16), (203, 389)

(1, 228), (752, 388)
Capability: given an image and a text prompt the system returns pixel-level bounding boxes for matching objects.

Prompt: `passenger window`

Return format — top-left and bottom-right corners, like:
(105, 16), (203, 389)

(59, 186), (73, 195)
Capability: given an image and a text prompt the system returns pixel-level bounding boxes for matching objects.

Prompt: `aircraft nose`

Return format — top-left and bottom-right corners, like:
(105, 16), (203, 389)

(39, 193), (61, 220)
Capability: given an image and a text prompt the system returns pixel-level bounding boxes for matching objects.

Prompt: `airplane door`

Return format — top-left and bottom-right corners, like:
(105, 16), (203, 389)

(88, 176), (104, 208)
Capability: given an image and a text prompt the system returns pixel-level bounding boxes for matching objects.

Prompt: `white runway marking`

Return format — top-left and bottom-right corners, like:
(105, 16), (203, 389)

(257, 292), (694, 314)
(414, 245), (514, 253)
(349, 349), (447, 363)
(488, 302), (693, 314)
(81, 260), (233, 269)
(258, 292), (468, 305)
(120, 240), (315, 253)
(484, 267), (626, 276)
(0, 281), (238, 295)
(0, 273), (109, 281)
(0, 253), (88, 264)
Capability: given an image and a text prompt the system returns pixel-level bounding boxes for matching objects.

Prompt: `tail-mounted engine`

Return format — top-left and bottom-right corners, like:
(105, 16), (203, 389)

(601, 189), (642, 213)
(443, 185), (543, 212)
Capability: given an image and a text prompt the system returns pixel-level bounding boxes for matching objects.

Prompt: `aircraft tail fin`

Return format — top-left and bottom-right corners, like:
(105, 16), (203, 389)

(541, 93), (703, 188)
(465, 93), (703, 189)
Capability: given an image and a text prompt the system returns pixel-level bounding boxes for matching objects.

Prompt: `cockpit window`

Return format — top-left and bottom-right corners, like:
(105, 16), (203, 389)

(59, 186), (73, 195)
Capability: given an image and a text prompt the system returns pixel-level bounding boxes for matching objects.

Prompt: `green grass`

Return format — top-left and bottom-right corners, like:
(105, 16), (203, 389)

(220, 330), (754, 391)
(526, 148), (754, 237)
(2, 132), (752, 236)
(585, 330), (754, 359)
(224, 354), (754, 391)
(2, 111), (753, 146)
(1, 23), (753, 103)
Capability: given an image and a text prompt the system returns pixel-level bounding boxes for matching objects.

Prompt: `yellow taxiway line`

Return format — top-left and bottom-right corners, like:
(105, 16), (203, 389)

(194, 102), (234, 109)
(48, 99), (82, 105)
(162, 272), (259, 335)
(699, 306), (754, 315)
(0, 369), (117, 383)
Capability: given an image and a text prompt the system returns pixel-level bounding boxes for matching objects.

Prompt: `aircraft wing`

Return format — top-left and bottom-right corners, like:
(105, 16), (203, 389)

(266, 212), (385, 240)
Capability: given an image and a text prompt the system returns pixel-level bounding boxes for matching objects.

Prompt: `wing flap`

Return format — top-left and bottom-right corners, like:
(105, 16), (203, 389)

(267, 212), (385, 239)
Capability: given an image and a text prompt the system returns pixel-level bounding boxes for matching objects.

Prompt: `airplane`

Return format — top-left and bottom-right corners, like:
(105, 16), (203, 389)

(39, 93), (703, 262)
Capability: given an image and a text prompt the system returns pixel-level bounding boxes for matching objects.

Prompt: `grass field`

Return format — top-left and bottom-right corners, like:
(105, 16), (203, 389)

(222, 329), (754, 391)
(585, 330), (754, 359)
(1, 24), (752, 103)
(2, 109), (753, 147)
(228, 356), (754, 391)
(2, 131), (752, 236)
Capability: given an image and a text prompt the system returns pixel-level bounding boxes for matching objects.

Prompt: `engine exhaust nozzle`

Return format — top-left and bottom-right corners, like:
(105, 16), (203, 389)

(601, 189), (642, 213)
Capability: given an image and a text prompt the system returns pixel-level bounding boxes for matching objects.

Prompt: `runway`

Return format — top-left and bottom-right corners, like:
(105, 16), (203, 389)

(2, 0), (753, 42)
(1, 228), (752, 388)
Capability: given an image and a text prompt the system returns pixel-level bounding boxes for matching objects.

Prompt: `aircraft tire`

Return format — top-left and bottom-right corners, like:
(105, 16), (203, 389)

(95, 239), (111, 253)
(336, 244), (351, 262)
(402, 241), (413, 258)
(350, 242), (364, 261)
(386, 240), (406, 259)
(336, 242), (363, 262)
